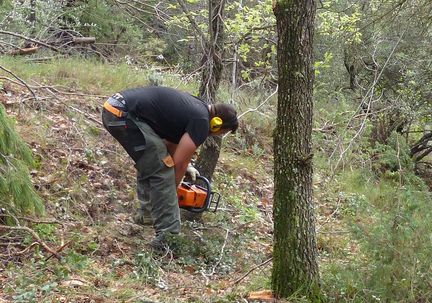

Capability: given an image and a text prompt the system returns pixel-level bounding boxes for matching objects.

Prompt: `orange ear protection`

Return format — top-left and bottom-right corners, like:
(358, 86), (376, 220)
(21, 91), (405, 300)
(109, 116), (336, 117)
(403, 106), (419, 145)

(210, 117), (223, 132)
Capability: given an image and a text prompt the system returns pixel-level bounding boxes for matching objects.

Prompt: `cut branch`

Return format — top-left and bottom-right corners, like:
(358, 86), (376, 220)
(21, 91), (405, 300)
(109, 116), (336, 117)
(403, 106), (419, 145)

(0, 65), (37, 101)
(72, 37), (96, 44)
(177, 0), (208, 46)
(9, 46), (39, 56)
(0, 225), (61, 259)
(0, 30), (61, 53)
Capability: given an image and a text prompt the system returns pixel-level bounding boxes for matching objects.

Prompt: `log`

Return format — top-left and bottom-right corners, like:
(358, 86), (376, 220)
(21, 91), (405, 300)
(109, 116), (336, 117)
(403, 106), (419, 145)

(72, 37), (96, 44)
(9, 46), (39, 55)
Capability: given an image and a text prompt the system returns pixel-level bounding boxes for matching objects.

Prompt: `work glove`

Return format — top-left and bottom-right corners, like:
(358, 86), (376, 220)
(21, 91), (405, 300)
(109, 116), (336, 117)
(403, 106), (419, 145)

(186, 163), (200, 181)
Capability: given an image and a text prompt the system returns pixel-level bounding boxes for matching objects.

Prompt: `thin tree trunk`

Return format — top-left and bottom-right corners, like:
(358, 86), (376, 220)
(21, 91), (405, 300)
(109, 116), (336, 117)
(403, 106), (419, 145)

(272, 0), (320, 299)
(195, 0), (225, 180)
(23, 0), (37, 48)
(183, 0), (225, 222)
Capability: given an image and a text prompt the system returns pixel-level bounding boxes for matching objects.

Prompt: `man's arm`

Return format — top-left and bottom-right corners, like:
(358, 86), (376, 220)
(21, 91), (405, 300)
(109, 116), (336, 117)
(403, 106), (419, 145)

(172, 133), (197, 187)
(164, 140), (178, 157)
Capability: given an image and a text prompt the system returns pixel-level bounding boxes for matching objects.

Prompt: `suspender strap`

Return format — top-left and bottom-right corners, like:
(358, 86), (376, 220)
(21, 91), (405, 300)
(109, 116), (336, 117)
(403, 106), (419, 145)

(103, 101), (127, 118)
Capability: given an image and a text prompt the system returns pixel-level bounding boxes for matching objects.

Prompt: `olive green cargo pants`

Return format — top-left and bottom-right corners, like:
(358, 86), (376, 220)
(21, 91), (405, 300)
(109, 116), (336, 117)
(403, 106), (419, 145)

(131, 116), (181, 236)
(102, 108), (180, 236)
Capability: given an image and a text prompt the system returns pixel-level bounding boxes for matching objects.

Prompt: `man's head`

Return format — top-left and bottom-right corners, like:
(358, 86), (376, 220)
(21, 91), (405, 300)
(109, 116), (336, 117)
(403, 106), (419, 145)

(209, 104), (238, 135)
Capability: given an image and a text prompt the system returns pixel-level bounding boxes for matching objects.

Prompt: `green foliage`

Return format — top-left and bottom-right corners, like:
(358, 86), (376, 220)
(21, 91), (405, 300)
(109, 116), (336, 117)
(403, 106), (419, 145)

(323, 164), (432, 302)
(62, 0), (146, 53)
(0, 104), (43, 215)
(317, 1), (363, 44)
(373, 132), (413, 171)
(132, 252), (160, 285)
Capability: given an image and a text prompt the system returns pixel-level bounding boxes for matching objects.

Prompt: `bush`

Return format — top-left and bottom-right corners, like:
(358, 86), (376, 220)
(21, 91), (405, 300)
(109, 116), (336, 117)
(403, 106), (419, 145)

(324, 165), (432, 302)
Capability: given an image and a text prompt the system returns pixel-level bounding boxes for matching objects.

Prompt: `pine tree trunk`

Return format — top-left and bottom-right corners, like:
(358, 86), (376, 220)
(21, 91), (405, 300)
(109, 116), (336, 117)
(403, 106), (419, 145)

(272, 0), (319, 299)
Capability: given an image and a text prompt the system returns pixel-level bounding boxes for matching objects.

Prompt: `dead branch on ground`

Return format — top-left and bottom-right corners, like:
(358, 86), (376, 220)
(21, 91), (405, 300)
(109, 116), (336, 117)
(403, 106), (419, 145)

(0, 65), (37, 101)
(232, 257), (272, 285)
(9, 46), (39, 56)
(0, 30), (61, 53)
(0, 225), (61, 260)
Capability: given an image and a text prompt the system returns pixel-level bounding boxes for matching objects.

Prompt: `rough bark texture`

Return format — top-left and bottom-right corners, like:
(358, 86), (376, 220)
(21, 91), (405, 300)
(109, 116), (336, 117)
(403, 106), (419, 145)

(272, 0), (320, 299)
(195, 0), (225, 180)
(23, 0), (37, 48)
(182, 0), (225, 222)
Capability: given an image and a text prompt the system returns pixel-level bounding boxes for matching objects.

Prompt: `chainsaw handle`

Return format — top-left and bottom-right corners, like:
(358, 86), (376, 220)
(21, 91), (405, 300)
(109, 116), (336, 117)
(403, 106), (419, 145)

(195, 175), (211, 190)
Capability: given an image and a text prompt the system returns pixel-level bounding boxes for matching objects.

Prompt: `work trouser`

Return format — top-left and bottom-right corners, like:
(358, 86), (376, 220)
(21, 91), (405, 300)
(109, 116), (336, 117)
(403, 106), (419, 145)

(101, 105), (180, 236)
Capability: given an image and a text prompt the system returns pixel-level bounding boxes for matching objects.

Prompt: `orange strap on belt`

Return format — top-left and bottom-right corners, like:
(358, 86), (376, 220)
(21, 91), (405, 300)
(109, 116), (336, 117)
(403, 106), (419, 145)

(103, 101), (125, 118)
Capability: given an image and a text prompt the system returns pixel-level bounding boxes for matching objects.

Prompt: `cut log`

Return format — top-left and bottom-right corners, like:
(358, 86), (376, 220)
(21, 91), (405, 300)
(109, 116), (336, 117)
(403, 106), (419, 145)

(72, 37), (96, 44)
(9, 46), (39, 55)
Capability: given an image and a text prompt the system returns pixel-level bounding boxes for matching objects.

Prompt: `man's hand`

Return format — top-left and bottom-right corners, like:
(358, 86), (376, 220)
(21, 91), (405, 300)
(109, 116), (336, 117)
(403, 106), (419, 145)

(186, 163), (200, 181)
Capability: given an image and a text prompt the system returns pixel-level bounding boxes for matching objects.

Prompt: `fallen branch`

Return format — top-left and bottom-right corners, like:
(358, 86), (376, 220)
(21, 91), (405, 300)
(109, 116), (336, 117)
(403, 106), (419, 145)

(0, 30), (61, 53)
(26, 55), (66, 62)
(43, 87), (103, 126)
(45, 241), (71, 261)
(0, 225), (61, 260)
(232, 257), (272, 285)
(207, 228), (230, 276)
(9, 46), (39, 56)
(0, 242), (39, 258)
(1, 76), (107, 98)
(72, 37), (96, 44)
(0, 214), (60, 225)
(0, 65), (37, 101)
(17, 216), (61, 225)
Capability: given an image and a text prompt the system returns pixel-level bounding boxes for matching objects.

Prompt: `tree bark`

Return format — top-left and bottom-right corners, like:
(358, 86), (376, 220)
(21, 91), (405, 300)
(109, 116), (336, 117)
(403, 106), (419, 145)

(195, 0), (225, 180)
(23, 0), (37, 48)
(272, 0), (320, 299)
(182, 0), (225, 222)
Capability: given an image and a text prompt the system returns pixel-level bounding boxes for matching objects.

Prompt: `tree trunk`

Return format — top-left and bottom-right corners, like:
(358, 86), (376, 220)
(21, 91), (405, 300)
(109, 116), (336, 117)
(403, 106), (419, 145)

(23, 0), (37, 48)
(182, 0), (225, 222)
(272, 0), (319, 299)
(195, 0), (225, 180)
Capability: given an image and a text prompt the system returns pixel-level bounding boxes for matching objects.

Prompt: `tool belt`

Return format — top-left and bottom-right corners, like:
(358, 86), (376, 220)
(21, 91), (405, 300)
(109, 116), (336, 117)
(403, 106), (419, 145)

(103, 94), (127, 118)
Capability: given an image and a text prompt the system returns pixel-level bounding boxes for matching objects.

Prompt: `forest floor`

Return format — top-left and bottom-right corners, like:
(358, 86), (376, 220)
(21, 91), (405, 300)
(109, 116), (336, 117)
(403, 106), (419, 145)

(0, 80), (295, 303)
(2, 65), (432, 303)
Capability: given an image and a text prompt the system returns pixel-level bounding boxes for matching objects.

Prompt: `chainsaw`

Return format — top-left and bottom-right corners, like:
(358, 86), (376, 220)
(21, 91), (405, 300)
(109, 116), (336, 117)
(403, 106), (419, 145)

(177, 176), (221, 213)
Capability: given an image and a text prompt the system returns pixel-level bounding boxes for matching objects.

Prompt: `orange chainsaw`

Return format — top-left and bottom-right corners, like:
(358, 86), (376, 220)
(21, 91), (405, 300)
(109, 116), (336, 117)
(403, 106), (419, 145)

(177, 176), (220, 213)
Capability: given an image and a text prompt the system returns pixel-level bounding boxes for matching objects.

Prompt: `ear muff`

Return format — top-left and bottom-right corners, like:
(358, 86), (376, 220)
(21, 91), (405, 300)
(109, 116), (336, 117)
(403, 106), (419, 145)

(210, 117), (223, 132)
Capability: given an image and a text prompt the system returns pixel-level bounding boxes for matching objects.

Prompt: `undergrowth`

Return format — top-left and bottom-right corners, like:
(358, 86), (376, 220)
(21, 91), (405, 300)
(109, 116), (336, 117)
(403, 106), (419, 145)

(320, 136), (432, 303)
(1, 57), (431, 303)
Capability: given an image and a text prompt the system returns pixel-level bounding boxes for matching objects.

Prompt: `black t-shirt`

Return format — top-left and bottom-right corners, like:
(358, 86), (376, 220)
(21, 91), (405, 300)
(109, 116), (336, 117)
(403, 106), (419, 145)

(121, 86), (210, 146)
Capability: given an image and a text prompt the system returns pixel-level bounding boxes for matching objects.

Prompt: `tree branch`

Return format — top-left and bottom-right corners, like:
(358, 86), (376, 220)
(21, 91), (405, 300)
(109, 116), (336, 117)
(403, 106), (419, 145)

(176, 0), (208, 46)
(0, 65), (37, 101)
(232, 257), (272, 285)
(0, 225), (61, 259)
(0, 30), (61, 53)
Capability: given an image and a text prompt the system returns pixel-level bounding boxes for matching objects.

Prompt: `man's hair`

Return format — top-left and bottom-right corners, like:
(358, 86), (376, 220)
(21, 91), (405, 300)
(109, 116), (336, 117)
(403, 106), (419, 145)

(214, 103), (238, 133)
